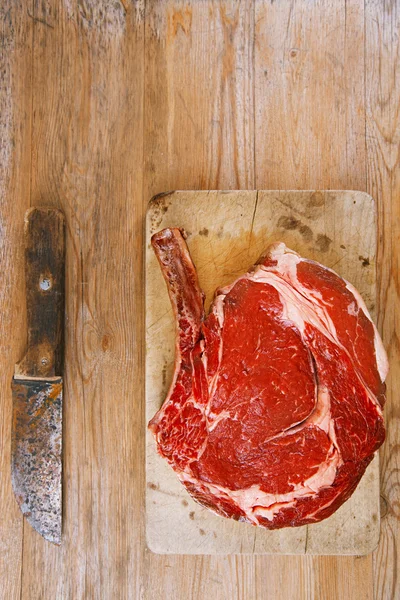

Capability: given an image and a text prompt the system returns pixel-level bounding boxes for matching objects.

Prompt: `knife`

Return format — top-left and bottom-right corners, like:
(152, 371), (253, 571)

(11, 207), (65, 545)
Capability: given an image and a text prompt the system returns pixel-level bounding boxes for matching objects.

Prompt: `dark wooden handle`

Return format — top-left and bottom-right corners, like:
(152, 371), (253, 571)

(14, 207), (65, 379)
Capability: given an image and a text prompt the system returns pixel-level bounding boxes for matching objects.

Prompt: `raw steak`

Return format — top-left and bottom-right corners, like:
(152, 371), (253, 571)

(149, 228), (388, 529)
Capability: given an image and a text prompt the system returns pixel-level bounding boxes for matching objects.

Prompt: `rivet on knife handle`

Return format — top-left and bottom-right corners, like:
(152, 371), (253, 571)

(14, 207), (65, 379)
(11, 207), (65, 545)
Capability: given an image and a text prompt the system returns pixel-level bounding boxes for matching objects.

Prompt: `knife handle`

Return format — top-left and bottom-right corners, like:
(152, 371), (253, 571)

(14, 207), (65, 379)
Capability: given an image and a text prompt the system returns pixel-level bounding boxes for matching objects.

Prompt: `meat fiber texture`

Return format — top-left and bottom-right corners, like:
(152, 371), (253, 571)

(149, 228), (388, 529)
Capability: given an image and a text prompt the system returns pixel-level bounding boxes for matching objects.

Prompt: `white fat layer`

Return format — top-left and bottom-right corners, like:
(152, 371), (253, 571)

(180, 445), (340, 524)
(348, 301), (358, 316)
(309, 388), (341, 459)
(180, 386), (342, 524)
(207, 410), (233, 432)
(248, 269), (339, 346)
(246, 249), (385, 411)
(212, 294), (226, 328)
(258, 385), (334, 445)
(268, 245), (387, 384)
(202, 298), (225, 403)
(267, 242), (301, 280)
(345, 280), (389, 383)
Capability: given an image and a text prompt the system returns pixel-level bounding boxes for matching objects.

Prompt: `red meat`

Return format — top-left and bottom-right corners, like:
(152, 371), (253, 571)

(149, 228), (388, 529)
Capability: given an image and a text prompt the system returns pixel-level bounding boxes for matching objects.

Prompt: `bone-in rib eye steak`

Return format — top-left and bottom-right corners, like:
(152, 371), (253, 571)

(149, 228), (388, 529)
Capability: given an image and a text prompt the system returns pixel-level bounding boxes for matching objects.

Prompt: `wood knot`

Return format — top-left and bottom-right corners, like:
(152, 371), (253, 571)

(102, 334), (111, 351)
(380, 495), (389, 519)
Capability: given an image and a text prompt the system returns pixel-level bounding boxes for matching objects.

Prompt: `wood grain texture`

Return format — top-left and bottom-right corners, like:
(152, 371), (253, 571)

(146, 190), (380, 556)
(143, 2), (257, 598)
(254, 0), (366, 191)
(144, 0), (255, 193)
(365, 2), (400, 600)
(254, 2), (376, 599)
(16, 1), (145, 598)
(0, 0), (399, 598)
(0, 2), (32, 598)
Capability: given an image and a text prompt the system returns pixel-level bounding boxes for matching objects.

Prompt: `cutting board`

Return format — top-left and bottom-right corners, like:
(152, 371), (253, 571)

(145, 190), (380, 555)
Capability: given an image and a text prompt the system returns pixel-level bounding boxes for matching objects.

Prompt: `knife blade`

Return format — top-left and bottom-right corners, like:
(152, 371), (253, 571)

(11, 207), (65, 545)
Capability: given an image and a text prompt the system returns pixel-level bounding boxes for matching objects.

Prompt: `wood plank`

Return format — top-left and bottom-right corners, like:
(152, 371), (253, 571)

(365, 2), (400, 600)
(254, 0), (373, 597)
(1, 1), (397, 598)
(302, 555), (374, 600)
(19, 2), (144, 598)
(254, 0), (366, 191)
(144, 0), (254, 193)
(255, 555), (309, 600)
(143, 1), (256, 597)
(146, 189), (379, 556)
(0, 3), (32, 598)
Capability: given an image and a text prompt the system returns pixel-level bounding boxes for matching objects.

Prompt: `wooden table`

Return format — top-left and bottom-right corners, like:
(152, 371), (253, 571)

(0, 2), (398, 599)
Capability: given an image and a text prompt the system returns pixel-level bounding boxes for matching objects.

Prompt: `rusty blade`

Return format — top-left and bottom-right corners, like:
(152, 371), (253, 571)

(11, 377), (62, 545)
